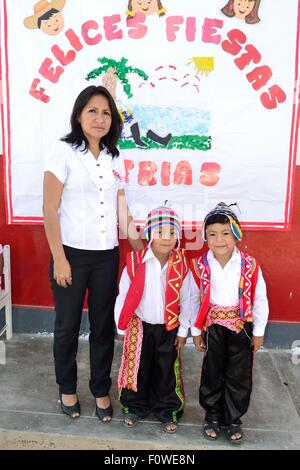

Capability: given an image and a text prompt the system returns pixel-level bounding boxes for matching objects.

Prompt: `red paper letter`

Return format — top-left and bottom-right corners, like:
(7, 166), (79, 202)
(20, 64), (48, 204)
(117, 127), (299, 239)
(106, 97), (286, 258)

(200, 162), (221, 187)
(166, 16), (184, 42)
(260, 85), (287, 109)
(161, 162), (171, 186)
(39, 58), (64, 83)
(82, 21), (102, 45)
(138, 161), (157, 186)
(234, 44), (261, 71)
(124, 159), (134, 183)
(29, 78), (50, 103)
(246, 65), (272, 91)
(127, 13), (147, 39)
(104, 15), (123, 40)
(222, 29), (247, 56)
(174, 161), (193, 185)
(202, 18), (223, 45)
(186, 17), (196, 42)
(51, 45), (76, 66)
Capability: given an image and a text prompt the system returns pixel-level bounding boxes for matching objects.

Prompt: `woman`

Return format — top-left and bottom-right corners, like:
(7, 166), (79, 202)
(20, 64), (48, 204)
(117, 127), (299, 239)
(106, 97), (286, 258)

(43, 85), (143, 422)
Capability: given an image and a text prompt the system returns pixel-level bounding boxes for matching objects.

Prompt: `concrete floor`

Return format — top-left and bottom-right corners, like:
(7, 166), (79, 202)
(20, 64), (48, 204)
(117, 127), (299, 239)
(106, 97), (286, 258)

(0, 334), (299, 450)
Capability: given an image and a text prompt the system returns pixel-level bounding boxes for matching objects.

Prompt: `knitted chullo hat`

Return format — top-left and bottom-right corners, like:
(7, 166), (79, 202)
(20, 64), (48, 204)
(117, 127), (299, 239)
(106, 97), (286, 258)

(202, 202), (242, 242)
(144, 206), (182, 247)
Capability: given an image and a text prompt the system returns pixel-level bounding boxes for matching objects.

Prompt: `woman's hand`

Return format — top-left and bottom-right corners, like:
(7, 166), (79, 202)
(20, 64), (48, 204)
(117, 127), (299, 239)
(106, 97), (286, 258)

(53, 257), (72, 288)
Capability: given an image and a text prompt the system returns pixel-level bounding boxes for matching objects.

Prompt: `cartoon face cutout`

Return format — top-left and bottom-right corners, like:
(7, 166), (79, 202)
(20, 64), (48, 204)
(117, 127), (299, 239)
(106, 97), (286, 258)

(233, 0), (255, 20)
(40, 11), (64, 35)
(131, 0), (159, 16)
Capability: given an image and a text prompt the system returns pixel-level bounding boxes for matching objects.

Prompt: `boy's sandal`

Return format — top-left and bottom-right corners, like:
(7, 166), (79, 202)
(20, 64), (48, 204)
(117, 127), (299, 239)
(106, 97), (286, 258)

(227, 424), (243, 444)
(59, 393), (81, 419)
(203, 421), (221, 440)
(123, 413), (140, 428)
(162, 422), (178, 434)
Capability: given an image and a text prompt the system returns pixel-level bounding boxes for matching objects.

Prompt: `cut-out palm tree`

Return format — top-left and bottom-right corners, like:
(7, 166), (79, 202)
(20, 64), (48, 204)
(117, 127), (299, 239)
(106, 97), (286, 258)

(86, 57), (148, 99)
(86, 57), (172, 148)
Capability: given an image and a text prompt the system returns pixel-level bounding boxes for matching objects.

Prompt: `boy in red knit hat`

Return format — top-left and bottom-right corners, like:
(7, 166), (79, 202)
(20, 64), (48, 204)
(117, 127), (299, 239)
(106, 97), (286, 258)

(115, 205), (191, 433)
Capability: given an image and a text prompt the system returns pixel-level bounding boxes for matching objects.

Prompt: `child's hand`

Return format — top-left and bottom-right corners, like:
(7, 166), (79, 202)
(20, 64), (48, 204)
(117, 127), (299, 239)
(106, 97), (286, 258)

(175, 335), (186, 352)
(193, 334), (206, 352)
(252, 335), (264, 352)
(118, 333), (125, 341)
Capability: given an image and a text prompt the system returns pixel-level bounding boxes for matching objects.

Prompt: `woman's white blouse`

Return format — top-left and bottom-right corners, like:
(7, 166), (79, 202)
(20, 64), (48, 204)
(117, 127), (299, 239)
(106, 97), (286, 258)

(44, 140), (125, 250)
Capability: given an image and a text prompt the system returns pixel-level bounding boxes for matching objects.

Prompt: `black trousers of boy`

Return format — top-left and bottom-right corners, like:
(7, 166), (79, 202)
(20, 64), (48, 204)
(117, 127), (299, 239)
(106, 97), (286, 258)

(50, 245), (119, 398)
(199, 323), (253, 425)
(120, 322), (184, 424)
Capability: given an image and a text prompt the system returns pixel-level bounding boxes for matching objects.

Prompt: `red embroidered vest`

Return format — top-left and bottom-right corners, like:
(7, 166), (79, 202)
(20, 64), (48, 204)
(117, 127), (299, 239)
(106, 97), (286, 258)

(190, 251), (259, 330)
(118, 248), (189, 332)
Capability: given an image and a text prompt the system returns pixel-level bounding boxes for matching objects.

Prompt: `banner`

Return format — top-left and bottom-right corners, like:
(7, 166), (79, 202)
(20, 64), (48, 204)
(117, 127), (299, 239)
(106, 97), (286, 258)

(1, 0), (299, 227)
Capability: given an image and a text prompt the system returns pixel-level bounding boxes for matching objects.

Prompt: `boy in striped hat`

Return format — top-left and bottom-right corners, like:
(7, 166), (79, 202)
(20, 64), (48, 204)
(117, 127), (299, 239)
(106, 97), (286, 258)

(115, 205), (190, 433)
(190, 202), (269, 444)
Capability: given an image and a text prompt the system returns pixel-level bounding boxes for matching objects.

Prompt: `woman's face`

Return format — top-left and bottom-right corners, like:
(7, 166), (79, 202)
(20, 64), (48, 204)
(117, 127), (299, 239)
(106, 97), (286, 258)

(233, 0), (255, 19)
(131, 0), (158, 16)
(78, 95), (112, 145)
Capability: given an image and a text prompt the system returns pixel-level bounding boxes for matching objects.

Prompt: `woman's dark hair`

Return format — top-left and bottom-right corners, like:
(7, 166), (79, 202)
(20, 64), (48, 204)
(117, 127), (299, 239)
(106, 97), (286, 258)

(38, 9), (59, 29)
(61, 85), (122, 158)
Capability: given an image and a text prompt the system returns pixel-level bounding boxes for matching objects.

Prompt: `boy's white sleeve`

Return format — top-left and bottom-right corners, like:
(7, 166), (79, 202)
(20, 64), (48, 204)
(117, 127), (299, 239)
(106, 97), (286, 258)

(190, 274), (202, 336)
(114, 266), (131, 335)
(252, 267), (269, 336)
(178, 272), (191, 337)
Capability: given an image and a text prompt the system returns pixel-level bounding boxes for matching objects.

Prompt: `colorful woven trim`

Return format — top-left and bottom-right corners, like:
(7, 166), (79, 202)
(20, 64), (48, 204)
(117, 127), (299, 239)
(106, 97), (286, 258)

(172, 352), (185, 423)
(239, 252), (257, 318)
(165, 250), (188, 329)
(130, 249), (146, 278)
(118, 315), (143, 392)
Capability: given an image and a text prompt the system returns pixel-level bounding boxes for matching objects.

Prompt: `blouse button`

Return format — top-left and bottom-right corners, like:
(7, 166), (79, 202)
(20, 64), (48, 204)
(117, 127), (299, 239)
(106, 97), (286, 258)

(96, 164), (100, 167)
(175, 283), (179, 288)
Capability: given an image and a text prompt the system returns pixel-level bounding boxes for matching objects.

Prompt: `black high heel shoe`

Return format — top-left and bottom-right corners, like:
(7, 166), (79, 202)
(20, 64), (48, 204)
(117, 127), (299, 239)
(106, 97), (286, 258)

(59, 393), (81, 419)
(95, 400), (113, 423)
